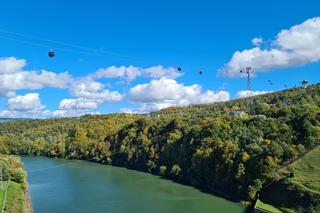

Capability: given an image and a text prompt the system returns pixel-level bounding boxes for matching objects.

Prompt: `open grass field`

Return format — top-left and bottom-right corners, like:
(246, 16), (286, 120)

(255, 199), (282, 213)
(291, 145), (320, 192)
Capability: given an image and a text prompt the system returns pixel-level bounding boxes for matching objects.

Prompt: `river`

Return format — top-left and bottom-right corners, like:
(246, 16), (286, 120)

(22, 156), (244, 213)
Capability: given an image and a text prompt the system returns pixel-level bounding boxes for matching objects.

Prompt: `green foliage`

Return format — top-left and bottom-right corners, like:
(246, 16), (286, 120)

(0, 84), (320, 208)
(0, 155), (27, 187)
(170, 164), (182, 177)
(159, 165), (167, 176)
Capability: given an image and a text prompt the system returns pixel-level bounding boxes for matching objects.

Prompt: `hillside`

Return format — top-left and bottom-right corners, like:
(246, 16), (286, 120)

(0, 84), (320, 212)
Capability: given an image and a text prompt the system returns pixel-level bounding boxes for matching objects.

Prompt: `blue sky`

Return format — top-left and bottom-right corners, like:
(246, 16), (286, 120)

(0, 0), (320, 117)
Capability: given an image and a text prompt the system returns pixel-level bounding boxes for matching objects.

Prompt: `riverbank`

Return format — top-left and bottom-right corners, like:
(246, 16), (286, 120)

(0, 155), (32, 213)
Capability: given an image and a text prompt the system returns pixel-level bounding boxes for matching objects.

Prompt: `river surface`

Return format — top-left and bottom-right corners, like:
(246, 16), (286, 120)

(22, 156), (244, 213)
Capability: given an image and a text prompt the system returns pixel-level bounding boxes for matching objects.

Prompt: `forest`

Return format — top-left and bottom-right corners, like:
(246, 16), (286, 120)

(1, 84), (320, 212)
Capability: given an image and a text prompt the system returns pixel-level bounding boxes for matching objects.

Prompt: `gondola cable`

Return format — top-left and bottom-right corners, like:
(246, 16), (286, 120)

(0, 29), (149, 62)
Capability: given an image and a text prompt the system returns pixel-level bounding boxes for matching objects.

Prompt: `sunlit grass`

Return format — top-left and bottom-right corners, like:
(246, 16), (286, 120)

(255, 199), (282, 213)
(3, 181), (24, 213)
(291, 146), (320, 192)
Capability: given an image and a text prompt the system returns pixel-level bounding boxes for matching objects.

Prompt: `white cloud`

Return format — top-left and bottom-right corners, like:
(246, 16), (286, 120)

(26, 70), (71, 88)
(251, 37), (263, 46)
(0, 57), (71, 97)
(236, 90), (271, 98)
(94, 65), (182, 81)
(220, 17), (320, 77)
(0, 93), (46, 118)
(44, 109), (100, 118)
(0, 56), (125, 117)
(120, 108), (136, 114)
(1, 70), (70, 89)
(70, 80), (123, 102)
(43, 98), (102, 118)
(58, 98), (99, 110)
(129, 78), (200, 102)
(7, 93), (45, 112)
(128, 78), (230, 113)
(0, 90), (16, 98)
(0, 57), (26, 74)
(143, 66), (182, 79)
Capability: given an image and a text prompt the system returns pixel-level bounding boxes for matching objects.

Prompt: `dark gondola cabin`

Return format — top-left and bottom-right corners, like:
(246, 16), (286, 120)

(48, 50), (55, 57)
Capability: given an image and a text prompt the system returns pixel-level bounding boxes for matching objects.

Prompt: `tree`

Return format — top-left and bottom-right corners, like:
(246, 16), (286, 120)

(159, 165), (167, 176)
(170, 164), (182, 177)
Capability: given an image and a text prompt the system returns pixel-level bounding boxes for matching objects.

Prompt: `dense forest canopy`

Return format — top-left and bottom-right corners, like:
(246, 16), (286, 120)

(1, 84), (320, 212)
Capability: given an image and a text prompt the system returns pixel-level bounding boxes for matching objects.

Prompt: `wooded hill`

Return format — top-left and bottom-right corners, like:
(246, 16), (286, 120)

(1, 84), (320, 212)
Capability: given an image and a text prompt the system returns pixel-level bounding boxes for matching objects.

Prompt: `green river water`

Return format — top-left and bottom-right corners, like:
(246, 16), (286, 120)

(22, 156), (244, 213)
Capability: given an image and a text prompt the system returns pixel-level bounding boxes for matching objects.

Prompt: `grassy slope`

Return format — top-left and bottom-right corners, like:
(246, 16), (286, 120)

(4, 181), (24, 213)
(0, 181), (24, 213)
(0, 155), (31, 213)
(290, 145), (320, 192)
(260, 145), (320, 212)
(0, 182), (9, 210)
(255, 199), (282, 213)
(0, 181), (26, 213)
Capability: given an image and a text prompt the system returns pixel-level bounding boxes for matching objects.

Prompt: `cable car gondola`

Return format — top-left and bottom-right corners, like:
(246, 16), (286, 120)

(48, 49), (55, 58)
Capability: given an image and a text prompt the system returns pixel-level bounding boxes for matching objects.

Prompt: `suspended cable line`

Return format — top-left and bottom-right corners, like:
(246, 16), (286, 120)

(0, 28), (151, 63)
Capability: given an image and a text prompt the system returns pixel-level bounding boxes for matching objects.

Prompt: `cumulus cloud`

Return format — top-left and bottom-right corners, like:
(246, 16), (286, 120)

(220, 17), (320, 77)
(251, 37), (263, 46)
(130, 78), (200, 102)
(58, 79), (124, 116)
(128, 78), (230, 113)
(0, 57), (26, 74)
(0, 93), (46, 118)
(0, 56), (125, 117)
(94, 65), (182, 81)
(0, 70), (70, 90)
(44, 109), (100, 118)
(45, 98), (101, 118)
(70, 80), (123, 102)
(120, 108), (136, 114)
(0, 90), (16, 98)
(26, 70), (71, 88)
(0, 57), (71, 97)
(7, 93), (45, 112)
(58, 98), (99, 110)
(236, 90), (271, 98)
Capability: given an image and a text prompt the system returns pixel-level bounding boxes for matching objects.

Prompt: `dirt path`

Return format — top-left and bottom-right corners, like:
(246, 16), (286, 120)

(23, 186), (32, 213)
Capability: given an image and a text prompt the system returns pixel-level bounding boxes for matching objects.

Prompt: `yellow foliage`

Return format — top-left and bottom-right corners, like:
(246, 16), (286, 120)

(266, 155), (275, 165)
(242, 151), (250, 162)
(231, 105), (241, 111)
(264, 139), (271, 145)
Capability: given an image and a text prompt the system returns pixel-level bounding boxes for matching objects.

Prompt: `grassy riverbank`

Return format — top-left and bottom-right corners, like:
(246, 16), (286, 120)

(0, 155), (32, 213)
